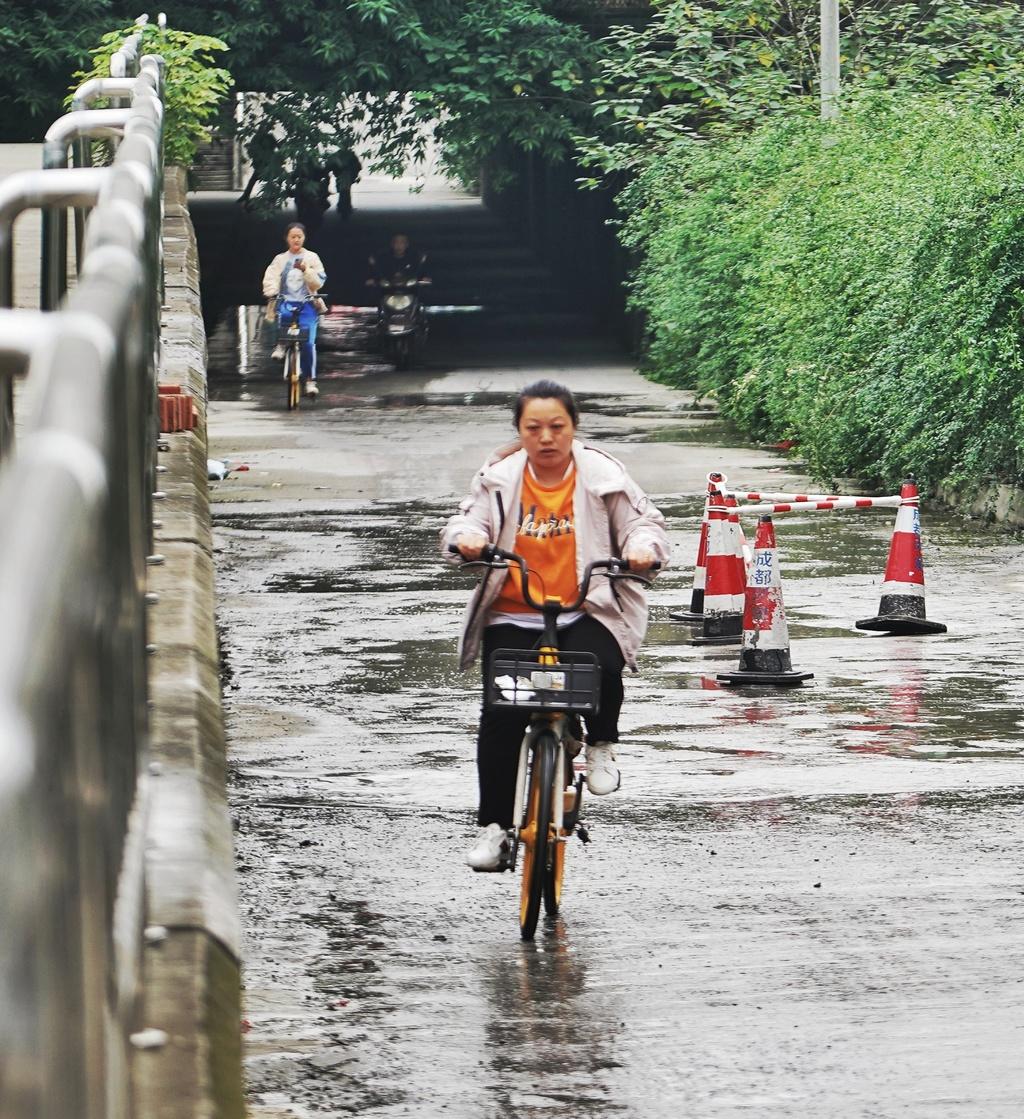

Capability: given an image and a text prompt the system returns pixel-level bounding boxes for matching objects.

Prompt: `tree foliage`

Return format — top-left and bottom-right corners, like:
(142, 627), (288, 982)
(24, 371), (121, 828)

(72, 23), (231, 167)
(620, 90), (1024, 489)
(580, 0), (1024, 176)
(585, 1), (1024, 491)
(156, 0), (598, 208)
(0, 0), (116, 139)
(0, 1), (598, 200)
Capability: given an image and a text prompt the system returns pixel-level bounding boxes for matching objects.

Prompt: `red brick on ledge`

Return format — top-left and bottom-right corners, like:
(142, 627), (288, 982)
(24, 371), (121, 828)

(158, 384), (198, 433)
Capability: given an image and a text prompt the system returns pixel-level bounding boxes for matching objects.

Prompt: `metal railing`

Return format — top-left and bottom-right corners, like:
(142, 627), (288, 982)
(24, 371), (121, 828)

(0, 21), (165, 1119)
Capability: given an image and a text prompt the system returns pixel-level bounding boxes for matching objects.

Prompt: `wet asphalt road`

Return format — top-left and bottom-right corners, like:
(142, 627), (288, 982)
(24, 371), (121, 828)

(207, 298), (1024, 1117)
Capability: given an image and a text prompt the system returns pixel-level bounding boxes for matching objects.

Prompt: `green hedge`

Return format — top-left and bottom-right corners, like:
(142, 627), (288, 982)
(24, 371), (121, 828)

(620, 92), (1024, 490)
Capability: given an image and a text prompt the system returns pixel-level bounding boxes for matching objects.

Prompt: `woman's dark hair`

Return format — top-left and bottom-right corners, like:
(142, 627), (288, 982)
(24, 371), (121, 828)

(285, 222), (306, 236)
(513, 380), (579, 427)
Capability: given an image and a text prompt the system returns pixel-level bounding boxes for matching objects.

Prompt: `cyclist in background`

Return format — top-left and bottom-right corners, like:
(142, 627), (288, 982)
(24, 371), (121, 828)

(263, 223), (326, 398)
(441, 380), (670, 870)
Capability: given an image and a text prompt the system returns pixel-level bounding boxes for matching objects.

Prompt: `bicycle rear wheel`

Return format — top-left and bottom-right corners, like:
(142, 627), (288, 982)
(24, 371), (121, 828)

(286, 348), (300, 410)
(519, 730), (556, 941)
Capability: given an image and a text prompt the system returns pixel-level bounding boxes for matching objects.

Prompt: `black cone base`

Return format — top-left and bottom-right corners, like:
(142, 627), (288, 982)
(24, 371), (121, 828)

(856, 615), (947, 635)
(717, 669), (814, 687)
(670, 610), (704, 623)
(692, 632), (743, 646)
(692, 613), (743, 646)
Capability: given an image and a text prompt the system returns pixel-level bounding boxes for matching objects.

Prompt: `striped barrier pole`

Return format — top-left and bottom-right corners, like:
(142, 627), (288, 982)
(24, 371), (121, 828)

(736, 496), (903, 516)
(730, 490), (844, 503)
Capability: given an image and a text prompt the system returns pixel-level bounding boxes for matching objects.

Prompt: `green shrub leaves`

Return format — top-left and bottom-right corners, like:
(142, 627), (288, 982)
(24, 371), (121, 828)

(622, 91), (1024, 490)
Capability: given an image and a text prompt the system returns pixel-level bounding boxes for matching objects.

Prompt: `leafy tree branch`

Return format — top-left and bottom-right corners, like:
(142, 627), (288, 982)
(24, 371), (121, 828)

(72, 22), (231, 167)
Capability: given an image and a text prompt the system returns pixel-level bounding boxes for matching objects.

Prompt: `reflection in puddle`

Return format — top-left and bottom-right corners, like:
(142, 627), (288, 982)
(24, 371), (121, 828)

(479, 924), (625, 1117)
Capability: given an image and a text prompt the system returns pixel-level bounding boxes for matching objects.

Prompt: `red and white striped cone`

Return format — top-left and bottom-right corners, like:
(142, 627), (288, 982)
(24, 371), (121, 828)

(668, 516), (709, 623)
(856, 477), (947, 636)
(692, 488), (745, 646)
(724, 490), (750, 583)
(718, 515), (813, 685)
(671, 471), (723, 623)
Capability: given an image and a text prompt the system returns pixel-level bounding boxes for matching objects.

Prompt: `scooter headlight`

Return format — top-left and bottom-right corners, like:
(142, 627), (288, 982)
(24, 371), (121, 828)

(384, 293), (413, 311)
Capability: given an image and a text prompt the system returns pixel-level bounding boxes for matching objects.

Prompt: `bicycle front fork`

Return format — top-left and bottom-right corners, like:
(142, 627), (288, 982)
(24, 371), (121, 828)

(511, 718), (584, 871)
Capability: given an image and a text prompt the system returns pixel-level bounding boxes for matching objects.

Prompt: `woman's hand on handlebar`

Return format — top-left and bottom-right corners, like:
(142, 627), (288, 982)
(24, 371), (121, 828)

(623, 545), (658, 572)
(454, 533), (489, 561)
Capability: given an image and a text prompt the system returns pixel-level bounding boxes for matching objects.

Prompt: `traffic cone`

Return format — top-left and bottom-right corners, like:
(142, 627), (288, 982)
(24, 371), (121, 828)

(671, 471), (723, 623)
(856, 477), (947, 635)
(692, 488), (745, 646)
(718, 515), (813, 685)
(724, 490), (751, 583)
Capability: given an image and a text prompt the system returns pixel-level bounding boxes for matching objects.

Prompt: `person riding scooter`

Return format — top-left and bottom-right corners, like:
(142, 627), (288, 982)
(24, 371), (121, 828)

(367, 234), (430, 368)
(368, 233), (428, 285)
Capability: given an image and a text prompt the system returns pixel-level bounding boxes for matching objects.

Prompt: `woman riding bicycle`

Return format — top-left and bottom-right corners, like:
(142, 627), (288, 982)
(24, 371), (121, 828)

(262, 222), (326, 399)
(442, 380), (670, 870)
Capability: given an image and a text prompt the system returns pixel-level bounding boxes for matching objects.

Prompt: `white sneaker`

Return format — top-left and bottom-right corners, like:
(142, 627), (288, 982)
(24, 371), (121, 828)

(304, 380), (319, 398)
(466, 823), (510, 871)
(585, 742), (620, 796)
(271, 343), (286, 360)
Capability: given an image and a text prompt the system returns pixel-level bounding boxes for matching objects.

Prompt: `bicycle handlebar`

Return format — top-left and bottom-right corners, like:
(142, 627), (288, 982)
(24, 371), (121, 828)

(449, 543), (659, 613)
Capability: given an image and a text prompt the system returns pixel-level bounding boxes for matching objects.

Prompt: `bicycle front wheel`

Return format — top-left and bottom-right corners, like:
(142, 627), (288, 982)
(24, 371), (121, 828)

(519, 730), (557, 941)
(286, 348), (300, 411)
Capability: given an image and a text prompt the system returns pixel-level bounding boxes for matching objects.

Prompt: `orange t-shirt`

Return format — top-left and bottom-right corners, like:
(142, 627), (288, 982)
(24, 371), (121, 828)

(492, 468), (578, 614)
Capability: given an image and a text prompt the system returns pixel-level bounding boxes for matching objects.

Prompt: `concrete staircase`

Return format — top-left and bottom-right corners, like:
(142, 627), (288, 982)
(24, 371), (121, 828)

(342, 203), (581, 319)
(190, 138), (235, 191)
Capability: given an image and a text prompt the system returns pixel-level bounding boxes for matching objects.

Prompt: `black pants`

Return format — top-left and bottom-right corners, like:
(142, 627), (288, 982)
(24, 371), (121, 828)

(476, 616), (625, 828)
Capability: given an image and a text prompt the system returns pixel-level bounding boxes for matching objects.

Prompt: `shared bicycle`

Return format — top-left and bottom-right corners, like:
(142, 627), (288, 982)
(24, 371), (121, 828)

(459, 545), (654, 940)
(277, 299), (327, 411)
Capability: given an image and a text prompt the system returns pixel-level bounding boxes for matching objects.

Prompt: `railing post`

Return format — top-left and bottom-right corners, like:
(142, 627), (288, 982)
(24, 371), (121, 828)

(68, 78), (138, 262)
(0, 314), (62, 467)
(41, 110), (130, 310)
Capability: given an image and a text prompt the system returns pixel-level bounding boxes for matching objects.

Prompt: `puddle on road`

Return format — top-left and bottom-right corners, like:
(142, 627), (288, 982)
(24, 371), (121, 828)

(412, 749), (460, 768)
(216, 494), (1024, 770)
(264, 572), (443, 595)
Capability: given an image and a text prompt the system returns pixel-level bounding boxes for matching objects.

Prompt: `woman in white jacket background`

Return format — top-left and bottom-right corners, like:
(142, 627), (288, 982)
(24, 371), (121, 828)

(443, 380), (670, 870)
(261, 223), (326, 398)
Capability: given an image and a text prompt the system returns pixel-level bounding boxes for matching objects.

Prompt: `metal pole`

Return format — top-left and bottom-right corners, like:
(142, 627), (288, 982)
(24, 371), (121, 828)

(68, 80), (139, 261)
(0, 169), (112, 304)
(0, 169), (108, 459)
(0, 312), (57, 464)
(820, 0), (840, 120)
(41, 111), (130, 310)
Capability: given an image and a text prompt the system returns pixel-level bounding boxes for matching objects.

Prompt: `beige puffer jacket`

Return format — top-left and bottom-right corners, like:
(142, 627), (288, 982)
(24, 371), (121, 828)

(441, 440), (670, 671)
(261, 250), (326, 303)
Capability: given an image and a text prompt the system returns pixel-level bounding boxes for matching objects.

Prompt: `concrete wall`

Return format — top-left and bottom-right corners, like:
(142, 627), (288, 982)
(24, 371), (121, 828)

(134, 167), (244, 1118)
(937, 479), (1024, 530)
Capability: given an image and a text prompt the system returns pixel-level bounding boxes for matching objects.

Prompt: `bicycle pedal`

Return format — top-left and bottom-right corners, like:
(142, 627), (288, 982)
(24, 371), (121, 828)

(576, 824), (591, 846)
